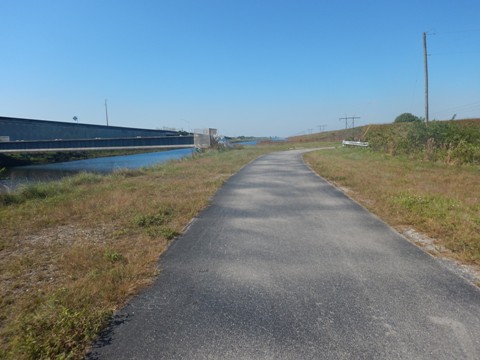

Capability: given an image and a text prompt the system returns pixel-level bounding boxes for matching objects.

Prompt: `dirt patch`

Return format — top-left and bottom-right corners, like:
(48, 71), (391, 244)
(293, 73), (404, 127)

(22, 223), (113, 247)
(2, 224), (114, 260)
(0, 224), (115, 297)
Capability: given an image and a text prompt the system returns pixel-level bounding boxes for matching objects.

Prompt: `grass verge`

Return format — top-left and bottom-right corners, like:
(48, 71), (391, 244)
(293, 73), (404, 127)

(304, 147), (480, 269)
(0, 145), (290, 359)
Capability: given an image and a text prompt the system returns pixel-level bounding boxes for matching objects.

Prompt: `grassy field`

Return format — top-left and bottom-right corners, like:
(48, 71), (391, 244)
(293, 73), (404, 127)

(304, 147), (480, 269)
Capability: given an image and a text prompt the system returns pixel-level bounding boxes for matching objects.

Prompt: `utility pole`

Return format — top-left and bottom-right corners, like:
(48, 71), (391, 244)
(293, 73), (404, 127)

(318, 125), (326, 132)
(423, 32), (429, 125)
(339, 116), (360, 129)
(105, 99), (109, 126)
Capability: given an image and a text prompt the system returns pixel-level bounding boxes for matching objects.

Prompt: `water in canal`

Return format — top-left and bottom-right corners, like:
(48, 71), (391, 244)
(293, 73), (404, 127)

(0, 148), (195, 193)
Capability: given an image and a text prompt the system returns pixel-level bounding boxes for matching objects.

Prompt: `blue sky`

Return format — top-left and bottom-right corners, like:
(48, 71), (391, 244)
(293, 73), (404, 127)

(1, 1), (479, 137)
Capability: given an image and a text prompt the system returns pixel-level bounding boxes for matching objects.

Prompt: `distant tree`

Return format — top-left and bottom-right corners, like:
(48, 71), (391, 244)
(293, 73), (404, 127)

(394, 113), (422, 123)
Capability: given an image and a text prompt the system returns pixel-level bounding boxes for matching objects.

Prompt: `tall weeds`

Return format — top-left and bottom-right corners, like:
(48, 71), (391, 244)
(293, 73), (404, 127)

(365, 119), (480, 164)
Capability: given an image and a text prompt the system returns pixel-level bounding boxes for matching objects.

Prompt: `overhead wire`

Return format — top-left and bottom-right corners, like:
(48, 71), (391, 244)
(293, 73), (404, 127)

(432, 100), (480, 119)
(433, 28), (480, 35)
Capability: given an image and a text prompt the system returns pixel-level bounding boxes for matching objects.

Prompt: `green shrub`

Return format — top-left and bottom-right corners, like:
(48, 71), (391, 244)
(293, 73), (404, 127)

(17, 182), (62, 201)
(133, 207), (173, 228)
(12, 296), (111, 359)
(160, 227), (180, 240)
(65, 172), (104, 186)
(449, 141), (480, 164)
(365, 119), (480, 164)
(394, 113), (422, 123)
(0, 172), (103, 207)
(104, 249), (125, 263)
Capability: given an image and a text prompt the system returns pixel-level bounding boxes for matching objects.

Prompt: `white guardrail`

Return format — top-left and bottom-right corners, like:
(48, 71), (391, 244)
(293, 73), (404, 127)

(342, 140), (369, 147)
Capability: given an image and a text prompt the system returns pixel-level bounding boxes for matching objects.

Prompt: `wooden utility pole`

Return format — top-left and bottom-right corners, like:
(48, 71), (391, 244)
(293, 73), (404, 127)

(352, 116), (359, 129)
(423, 32), (429, 125)
(105, 99), (109, 126)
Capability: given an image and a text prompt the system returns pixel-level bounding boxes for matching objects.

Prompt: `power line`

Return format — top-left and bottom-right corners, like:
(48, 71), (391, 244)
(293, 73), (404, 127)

(430, 51), (480, 56)
(435, 100), (480, 113)
(434, 28), (480, 35)
(339, 116), (360, 129)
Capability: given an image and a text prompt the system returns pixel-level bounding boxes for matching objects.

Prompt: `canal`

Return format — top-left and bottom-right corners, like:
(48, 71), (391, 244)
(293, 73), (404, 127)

(0, 148), (195, 193)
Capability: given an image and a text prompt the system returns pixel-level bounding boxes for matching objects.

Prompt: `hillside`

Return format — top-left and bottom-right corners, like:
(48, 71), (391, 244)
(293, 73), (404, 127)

(289, 118), (480, 165)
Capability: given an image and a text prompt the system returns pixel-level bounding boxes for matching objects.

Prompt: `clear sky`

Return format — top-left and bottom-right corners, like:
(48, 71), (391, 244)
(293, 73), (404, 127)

(1, 0), (479, 137)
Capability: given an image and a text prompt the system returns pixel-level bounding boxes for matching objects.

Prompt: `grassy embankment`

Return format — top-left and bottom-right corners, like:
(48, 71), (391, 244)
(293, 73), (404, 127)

(302, 119), (480, 269)
(1, 144), (298, 359)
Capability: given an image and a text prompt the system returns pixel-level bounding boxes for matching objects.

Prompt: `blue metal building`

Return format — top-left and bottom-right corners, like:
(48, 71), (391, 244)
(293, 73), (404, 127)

(0, 116), (179, 141)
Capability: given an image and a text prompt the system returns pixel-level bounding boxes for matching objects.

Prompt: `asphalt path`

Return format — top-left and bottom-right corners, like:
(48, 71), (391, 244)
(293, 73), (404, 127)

(89, 149), (480, 359)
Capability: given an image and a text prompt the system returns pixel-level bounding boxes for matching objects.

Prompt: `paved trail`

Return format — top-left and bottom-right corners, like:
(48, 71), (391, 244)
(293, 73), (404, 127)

(90, 149), (480, 359)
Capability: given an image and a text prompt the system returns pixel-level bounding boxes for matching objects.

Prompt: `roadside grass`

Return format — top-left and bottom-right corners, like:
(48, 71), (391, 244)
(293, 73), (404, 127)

(304, 147), (480, 266)
(0, 145), (290, 359)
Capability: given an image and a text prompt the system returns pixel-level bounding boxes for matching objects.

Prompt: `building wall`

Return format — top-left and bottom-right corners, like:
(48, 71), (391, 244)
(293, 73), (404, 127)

(0, 116), (178, 141)
(0, 135), (194, 151)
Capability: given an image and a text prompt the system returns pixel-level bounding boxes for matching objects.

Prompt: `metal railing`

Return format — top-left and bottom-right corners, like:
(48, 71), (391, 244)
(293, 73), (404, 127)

(342, 140), (369, 147)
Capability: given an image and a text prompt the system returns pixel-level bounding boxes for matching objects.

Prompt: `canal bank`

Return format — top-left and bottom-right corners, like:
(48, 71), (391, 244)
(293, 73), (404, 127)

(0, 148), (195, 193)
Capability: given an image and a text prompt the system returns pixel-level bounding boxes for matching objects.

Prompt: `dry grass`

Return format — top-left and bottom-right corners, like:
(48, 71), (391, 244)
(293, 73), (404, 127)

(0, 146), (281, 359)
(304, 147), (480, 267)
